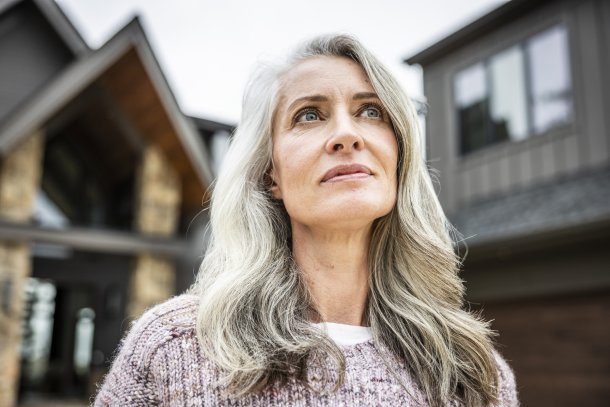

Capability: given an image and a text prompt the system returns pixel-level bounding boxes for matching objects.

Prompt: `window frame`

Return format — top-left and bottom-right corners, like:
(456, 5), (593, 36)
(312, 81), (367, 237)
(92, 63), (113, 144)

(453, 23), (573, 157)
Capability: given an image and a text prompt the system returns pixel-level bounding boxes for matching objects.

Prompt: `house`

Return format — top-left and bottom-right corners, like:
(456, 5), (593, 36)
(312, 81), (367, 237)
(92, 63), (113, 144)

(404, 0), (610, 405)
(0, 0), (233, 404)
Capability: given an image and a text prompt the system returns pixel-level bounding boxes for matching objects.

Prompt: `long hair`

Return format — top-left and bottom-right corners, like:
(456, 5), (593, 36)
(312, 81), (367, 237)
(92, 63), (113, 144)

(192, 34), (499, 406)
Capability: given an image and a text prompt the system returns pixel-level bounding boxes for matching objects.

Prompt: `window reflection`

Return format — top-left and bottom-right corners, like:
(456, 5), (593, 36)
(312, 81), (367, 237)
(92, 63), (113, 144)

(526, 25), (573, 134)
(20, 278), (56, 383)
(489, 46), (528, 142)
(73, 307), (95, 377)
(455, 63), (488, 154)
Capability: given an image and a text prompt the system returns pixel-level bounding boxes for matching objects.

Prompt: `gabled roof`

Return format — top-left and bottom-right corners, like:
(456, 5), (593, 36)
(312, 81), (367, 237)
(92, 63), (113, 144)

(0, 0), (89, 55)
(404, 0), (553, 66)
(0, 15), (214, 210)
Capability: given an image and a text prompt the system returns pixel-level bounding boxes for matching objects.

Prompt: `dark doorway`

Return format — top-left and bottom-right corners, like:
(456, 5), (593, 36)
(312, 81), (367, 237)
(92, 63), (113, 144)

(19, 250), (131, 403)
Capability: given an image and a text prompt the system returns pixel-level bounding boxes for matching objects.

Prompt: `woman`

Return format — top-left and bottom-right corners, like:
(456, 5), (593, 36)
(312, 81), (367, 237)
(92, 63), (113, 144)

(95, 34), (518, 406)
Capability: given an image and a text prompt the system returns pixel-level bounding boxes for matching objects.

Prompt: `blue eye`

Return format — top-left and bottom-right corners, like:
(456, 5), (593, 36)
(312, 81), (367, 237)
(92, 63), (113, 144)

(361, 106), (382, 118)
(296, 110), (320, 122)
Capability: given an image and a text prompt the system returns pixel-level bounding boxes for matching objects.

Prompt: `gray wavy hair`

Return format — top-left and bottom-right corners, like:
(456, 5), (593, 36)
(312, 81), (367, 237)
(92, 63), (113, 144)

(192, 34), (499, 407)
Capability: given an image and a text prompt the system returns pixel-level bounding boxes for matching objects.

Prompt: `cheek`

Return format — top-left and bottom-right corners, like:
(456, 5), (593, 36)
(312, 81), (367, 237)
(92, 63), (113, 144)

(382, 132), (399, 179)
(275, 153), (294, 184)
(276, 137), (317, 179)
(273, 143), (308, 192)
(381, 133), (399, 207)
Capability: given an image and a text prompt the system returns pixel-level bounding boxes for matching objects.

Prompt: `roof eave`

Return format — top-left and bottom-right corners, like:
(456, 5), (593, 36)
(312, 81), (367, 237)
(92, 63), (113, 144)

(189, 116), (236, 134)
(0, 16), (213, 189)
(126, 21), (214, 187)
(0, 0), (89, 55)
(404, 0), (551, 66)
(458, 214), (610, 262)
(34, 0), (90, 55)
(0, 19), (136, 154)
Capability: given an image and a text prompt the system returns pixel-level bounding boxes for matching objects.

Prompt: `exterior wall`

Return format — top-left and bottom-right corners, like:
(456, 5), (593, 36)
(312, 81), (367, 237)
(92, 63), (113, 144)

(0, 2), (73, 123)
(601, 0), (610, 153)
(461, 225), (610, 406)
(423, 0), (609, 214)
(419, 1), (610, 404)
(127, 146), (181, 319)
(0, 132), (44, 407)
(476, 290), (610, 406)
(0, 3), (216, 403)
(462, 232), (610, 303)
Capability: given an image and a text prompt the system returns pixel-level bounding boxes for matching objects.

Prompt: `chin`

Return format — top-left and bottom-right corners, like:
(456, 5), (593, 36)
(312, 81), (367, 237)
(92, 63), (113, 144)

(318, 198), (395, 227)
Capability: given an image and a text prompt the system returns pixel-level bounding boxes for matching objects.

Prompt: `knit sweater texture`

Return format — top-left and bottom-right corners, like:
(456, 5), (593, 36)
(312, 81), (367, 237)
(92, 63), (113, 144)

(94, 294), (519, 406)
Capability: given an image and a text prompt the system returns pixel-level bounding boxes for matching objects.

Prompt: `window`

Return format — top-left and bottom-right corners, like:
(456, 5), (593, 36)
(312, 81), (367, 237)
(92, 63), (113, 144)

(455, 63), (488, 153)
(454, 24), (572, 155)
(526, 25), (573, 134)
(489, 46), (528, 142)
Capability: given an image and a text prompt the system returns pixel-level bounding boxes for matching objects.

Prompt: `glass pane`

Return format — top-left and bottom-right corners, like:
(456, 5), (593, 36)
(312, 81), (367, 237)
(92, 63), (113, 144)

(526, 25), (573, 134)
(489, 46), (528, 142)
(73, 307), (95, 377)
(20, 278), (57, 384)
(455, 63), (488, 154)
(211, 130), (231, 175)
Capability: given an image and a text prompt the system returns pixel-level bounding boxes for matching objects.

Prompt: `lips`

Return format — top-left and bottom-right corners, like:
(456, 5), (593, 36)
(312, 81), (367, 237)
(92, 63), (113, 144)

(321, 164), (372, 183)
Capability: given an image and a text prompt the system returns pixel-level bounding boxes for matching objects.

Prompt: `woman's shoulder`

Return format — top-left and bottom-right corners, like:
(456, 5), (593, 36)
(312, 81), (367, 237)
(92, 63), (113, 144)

(122, 293), (199, 354)
(492, 349), (519, 406)
(139, 293), (199, 328)
(111, 293), (199, 365)
(94, 294), (200, 405)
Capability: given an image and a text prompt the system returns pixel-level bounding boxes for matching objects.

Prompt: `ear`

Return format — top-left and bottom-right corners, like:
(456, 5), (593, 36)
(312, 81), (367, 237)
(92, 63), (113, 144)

(269, 167), (282, 200)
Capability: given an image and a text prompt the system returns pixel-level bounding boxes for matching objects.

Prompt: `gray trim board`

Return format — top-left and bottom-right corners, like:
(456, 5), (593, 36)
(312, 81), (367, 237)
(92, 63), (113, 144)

(33, 0), (88, 55)
(0, 219), (187, 256)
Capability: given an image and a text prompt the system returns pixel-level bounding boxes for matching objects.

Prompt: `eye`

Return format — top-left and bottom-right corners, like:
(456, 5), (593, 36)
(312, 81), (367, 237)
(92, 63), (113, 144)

(360, 104), (383, 119)
(295, 109), (320, 123)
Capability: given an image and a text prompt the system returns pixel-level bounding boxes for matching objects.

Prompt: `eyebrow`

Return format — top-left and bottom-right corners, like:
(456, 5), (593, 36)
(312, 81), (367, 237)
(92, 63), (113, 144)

(352, 92), (380, 100)
(286, 95), (328, 114)
(285, 92), (380, 114)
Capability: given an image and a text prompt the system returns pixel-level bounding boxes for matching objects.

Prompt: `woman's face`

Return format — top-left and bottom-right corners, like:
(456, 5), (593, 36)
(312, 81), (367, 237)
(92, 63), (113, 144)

(271, 56), (398, 232)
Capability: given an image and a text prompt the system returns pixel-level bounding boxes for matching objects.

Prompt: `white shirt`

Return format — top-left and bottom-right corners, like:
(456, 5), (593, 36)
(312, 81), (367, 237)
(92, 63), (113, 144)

(313, 322), (373, 346)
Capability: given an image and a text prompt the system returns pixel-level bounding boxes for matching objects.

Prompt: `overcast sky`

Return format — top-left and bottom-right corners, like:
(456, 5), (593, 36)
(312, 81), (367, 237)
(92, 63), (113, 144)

(55, 0), (508, 124)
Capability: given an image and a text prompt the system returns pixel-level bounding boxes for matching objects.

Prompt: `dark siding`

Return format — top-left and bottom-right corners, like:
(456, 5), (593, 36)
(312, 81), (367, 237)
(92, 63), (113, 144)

(0, 2), (74, 123)
(477, 291), (610, 407)
(602, 0), (610, 162)
(574, 0), (608, 169)
(464, 235), (610, 405)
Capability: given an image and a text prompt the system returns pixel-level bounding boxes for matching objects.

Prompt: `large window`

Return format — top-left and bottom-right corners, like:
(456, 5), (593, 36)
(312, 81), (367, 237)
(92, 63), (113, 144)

(454, 24), (573, 155)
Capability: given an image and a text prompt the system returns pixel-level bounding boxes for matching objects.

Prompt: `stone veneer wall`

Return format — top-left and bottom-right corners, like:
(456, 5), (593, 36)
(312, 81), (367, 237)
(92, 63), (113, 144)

(0, 132), (44, 407)
(127, 146), (182, 319)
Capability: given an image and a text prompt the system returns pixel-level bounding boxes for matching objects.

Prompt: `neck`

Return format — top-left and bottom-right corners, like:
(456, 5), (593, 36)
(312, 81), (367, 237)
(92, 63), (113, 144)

(292, 223), (371, 326)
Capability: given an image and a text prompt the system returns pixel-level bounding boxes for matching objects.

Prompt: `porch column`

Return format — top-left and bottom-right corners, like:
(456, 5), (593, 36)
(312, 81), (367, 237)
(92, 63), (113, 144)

(127, 145), (181, 319)
(0, 132), (44, 407)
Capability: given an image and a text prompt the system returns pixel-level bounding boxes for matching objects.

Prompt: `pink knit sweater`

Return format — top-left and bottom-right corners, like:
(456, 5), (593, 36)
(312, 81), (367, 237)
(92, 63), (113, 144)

(94, 294), (518, 406)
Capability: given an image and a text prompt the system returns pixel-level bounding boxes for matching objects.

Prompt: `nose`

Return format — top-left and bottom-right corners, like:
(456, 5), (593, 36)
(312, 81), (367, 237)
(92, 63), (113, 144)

(325, 112), (365, 153)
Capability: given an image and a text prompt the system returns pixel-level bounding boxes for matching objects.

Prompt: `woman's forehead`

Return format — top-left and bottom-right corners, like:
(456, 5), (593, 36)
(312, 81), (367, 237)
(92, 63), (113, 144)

(277, 56), (374, 104)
